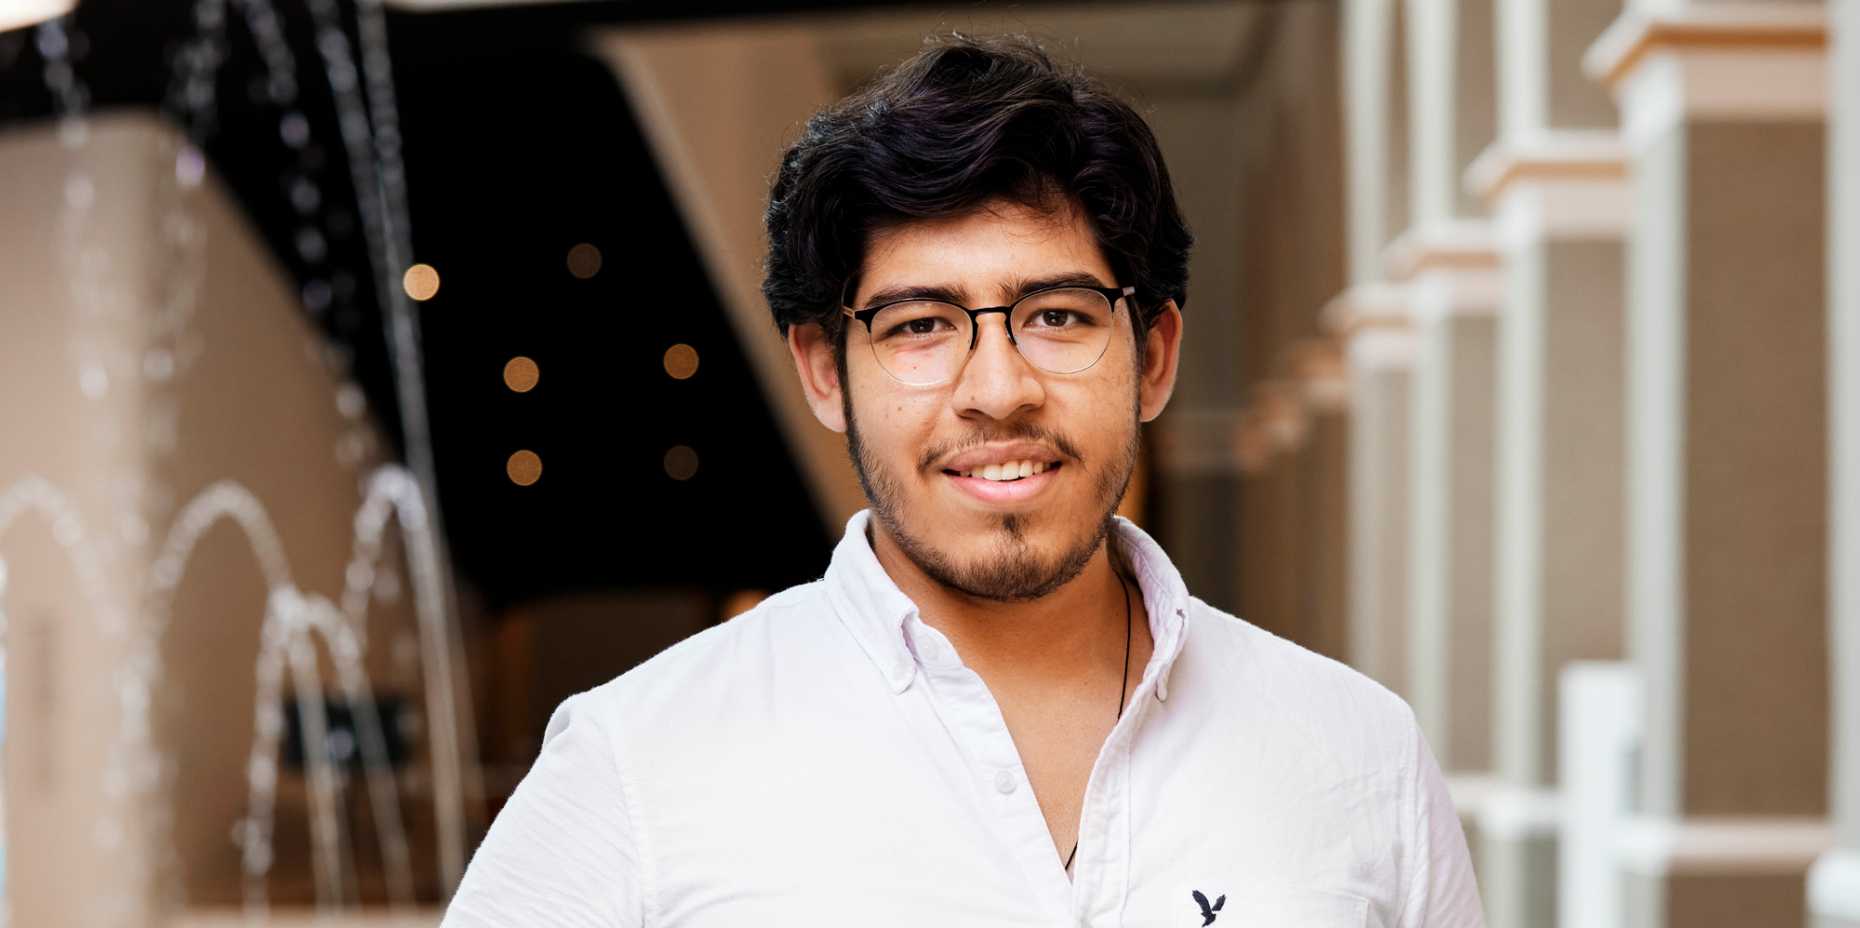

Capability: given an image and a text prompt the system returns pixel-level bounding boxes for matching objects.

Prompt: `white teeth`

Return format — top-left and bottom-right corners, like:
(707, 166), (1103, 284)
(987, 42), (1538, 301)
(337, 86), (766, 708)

(953, 460), (1058, 480)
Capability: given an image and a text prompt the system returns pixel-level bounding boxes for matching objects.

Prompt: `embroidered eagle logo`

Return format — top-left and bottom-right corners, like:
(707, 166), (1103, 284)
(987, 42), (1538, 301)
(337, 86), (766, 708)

(1192, 889), (1226, 925)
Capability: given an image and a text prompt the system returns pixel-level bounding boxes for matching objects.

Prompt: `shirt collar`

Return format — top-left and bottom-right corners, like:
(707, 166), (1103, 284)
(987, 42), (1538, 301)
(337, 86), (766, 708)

(823, 509), (922, 694)
(822, 509), (1192, 701)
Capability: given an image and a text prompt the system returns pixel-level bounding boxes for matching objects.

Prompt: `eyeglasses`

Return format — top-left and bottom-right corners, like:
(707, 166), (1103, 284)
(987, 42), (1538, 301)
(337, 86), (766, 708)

(841, 284), (1136, 387)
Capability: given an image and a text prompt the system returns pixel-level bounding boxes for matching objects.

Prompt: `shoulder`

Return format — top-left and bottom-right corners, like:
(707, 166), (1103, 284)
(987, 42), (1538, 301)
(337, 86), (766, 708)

(1178, 597), (1419, 776)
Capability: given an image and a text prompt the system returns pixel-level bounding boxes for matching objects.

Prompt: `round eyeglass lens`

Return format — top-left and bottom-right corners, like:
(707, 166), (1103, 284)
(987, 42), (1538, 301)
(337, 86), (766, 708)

(867, 300), (972, 385)
(864, 287), (1118, 385)
(1009, 287), (1116, 374)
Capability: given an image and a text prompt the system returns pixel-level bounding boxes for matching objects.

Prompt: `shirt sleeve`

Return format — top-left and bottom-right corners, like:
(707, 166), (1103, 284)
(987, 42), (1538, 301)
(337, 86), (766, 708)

(1397, 714), (1486, 927)
(441, 691), (644, 928)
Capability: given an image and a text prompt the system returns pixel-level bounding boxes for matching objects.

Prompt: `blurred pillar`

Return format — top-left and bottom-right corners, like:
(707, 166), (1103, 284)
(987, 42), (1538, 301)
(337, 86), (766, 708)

(1476, 138), (1631, 928)
(1388, 228), (1502, 835)
(1466, 1), (1631, 925)
(1586, 4), (1833, 925)
(1332, 287), (1416, 699)
(1292, 339), (1354, 663)
(1402, 0), (1497, 233)
(1345, 0), (1413, 286)
(1390, 0), (1503, 847)
(1810, 2), (1860, 925)
(1344, 0), (1384, 286)
(1339, 0), (1420, 703)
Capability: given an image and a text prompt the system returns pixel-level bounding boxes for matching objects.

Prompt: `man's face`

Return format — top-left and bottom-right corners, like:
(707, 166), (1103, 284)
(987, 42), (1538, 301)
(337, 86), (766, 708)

(839, 198), (1146, 602)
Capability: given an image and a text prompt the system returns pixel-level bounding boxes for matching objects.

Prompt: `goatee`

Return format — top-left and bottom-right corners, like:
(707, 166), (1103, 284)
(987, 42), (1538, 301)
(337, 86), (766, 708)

(842, 391), (1139, 603)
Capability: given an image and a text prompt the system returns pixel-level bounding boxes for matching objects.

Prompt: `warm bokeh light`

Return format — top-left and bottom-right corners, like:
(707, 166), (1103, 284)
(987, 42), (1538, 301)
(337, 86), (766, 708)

(506, 449), (542, 486)
(503, 356), (539, 393)
(663, 343), (700, 380)
(663, 445), (699, 481)
(402, 263), (440, 301)
(721, 590), (769, 621)
(566, 242), (603, 279)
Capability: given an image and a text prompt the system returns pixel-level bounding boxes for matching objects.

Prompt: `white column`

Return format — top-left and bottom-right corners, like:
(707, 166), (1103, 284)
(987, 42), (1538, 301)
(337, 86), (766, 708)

(1291, 339), (1354, 663)
(1474, 136), (1631, 928)
(1387, 230), (1502, 814)
(1346, 0), (1394, 287)
(1332, 287), (1417, 700)
(1403, 0), (1498, 232)
(1586, 5), (1833, 925)
(1390, 0), (1505, 848)
(1810, 1), (1860, 925)
(1468, 1), (1635, 924)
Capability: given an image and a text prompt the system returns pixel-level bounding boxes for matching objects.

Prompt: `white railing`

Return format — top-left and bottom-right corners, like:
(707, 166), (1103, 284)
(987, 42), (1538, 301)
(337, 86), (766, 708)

(1557, 662), (1641, 928)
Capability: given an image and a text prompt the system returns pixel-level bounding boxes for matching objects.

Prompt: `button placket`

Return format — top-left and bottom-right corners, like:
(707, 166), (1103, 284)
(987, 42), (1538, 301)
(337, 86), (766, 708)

(1075, 668), (1160, 927)
(911, 610), (1168, 923)
(917, 646), (1079, 919)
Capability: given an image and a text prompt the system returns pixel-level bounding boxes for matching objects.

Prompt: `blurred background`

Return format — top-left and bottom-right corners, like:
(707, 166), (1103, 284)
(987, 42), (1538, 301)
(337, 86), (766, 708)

(0, 0), (1855, 926)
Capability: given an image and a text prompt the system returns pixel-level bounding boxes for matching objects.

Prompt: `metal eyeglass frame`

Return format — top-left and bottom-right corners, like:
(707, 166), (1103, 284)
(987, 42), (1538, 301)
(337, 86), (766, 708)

(839, 284), (1137, 383)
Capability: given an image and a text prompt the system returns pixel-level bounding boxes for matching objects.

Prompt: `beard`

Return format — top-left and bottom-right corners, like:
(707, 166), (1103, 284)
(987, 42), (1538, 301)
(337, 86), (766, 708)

(842, 386), (1141, 603)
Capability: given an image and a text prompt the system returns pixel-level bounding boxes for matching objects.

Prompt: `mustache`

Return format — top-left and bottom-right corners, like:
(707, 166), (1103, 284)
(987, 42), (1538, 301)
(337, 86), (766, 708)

(918, 423), (1086, 473)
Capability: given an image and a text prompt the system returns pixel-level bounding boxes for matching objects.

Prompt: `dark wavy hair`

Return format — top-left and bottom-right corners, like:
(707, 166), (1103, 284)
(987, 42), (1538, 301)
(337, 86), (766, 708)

(761, 32), (1193, 360)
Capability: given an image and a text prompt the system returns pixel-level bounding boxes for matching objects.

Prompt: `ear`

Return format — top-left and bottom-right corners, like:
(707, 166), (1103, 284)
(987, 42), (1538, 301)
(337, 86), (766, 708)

(787, 321), (848, 433)
(1137, 299), (1183, 423)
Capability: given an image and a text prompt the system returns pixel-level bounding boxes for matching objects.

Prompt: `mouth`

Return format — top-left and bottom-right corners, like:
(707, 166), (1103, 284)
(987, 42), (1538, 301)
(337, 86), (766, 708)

(939, 460), (1064, 505)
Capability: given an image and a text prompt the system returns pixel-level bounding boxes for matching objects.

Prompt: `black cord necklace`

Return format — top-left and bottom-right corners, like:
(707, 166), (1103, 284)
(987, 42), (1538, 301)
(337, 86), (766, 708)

(1065, 570), (1133, 874)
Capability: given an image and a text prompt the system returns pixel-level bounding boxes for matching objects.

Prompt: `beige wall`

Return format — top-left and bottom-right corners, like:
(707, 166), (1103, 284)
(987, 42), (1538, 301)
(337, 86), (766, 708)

(1, 112), (428, 922)
(1672, 122), (1829, 817)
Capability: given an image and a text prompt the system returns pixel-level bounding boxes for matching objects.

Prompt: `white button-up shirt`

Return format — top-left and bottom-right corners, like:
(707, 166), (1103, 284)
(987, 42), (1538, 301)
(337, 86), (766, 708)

(442, 510), (1483, 927)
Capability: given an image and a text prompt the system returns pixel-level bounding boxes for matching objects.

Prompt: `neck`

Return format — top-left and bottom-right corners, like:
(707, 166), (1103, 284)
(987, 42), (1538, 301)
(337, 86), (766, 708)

(868, 519), (1134, 688)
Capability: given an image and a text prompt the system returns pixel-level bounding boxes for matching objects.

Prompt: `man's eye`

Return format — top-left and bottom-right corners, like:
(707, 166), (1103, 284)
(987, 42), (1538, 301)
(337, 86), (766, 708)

(882, 317), (952, 339)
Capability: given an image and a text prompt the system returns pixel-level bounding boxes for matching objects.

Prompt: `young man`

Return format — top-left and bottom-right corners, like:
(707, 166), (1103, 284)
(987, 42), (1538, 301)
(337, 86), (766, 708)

(444, 34), (1482, 927)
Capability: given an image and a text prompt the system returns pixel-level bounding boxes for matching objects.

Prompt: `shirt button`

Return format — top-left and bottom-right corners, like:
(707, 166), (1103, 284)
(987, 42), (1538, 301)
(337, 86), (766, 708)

(994, 768), (1017, 795)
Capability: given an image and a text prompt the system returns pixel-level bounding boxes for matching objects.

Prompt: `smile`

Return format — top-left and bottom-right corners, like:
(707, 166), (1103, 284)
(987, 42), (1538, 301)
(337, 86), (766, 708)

(940, 461), (1063, 504)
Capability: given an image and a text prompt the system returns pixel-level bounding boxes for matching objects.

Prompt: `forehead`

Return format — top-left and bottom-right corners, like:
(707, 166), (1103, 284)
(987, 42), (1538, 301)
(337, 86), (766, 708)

(855, 198), (1115, 304)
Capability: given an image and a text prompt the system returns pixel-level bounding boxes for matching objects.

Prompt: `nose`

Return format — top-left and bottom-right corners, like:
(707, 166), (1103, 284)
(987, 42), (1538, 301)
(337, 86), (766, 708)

(949, 312), (1045, 421)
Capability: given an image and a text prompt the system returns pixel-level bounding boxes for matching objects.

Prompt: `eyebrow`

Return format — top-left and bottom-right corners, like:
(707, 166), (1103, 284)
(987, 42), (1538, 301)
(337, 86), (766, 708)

(854, 271), (1110, 310)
